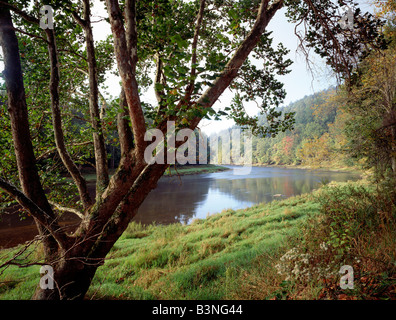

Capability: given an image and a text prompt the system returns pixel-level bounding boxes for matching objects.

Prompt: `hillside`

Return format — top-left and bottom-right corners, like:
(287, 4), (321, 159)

(209, 88), (355, 169)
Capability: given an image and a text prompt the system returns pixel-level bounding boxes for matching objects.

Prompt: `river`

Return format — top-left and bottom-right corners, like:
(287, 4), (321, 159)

(0, 165), (360, 248)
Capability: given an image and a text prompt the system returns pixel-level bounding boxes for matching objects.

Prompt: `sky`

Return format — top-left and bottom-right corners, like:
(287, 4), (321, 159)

(1, 0), (374, 135)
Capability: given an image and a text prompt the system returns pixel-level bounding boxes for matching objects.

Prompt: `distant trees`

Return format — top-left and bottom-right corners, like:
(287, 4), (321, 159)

(211, 24), (395, 176)
(209, 89), (348, 167)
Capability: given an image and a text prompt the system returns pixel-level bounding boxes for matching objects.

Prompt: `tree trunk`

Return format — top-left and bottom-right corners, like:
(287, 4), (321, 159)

(0, 1), (59, 260)
(32, 259), (98, 300)
(390, 113), (396, 178)
(82, 0), (110, 196)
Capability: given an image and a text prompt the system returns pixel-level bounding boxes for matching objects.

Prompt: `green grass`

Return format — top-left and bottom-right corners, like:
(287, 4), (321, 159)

(0, 189), (319, 300)
(87, 193), (317, 300)
(163, 164), (229, 176)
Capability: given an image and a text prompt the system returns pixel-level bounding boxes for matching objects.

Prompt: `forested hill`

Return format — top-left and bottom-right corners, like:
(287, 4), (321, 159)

(210, 87), (353, 168)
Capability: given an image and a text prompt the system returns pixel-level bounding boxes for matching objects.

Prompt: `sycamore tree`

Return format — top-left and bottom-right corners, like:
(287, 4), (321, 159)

(0, 0), (386, 299)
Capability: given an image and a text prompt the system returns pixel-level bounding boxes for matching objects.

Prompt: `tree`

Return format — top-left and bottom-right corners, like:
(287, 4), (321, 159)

(341, 45), (396, 177)
(339, 1), (396, 178)
(0, 0), (386, 299)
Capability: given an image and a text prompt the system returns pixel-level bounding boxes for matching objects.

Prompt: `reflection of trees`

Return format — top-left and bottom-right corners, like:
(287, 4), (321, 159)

(2, 169), (359, 247)
(133, 176), (212, 225)
(132, 170), (359, 224)
(208, 171), (359, 205)
(209, 177), (307, 204)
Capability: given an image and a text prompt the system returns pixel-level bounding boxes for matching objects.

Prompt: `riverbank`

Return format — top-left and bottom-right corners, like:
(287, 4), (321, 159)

(1, 178), (394, 300)
(70, 164), (229, 182)
(250, 163), (366, 175)
(163, 164), (230, 176)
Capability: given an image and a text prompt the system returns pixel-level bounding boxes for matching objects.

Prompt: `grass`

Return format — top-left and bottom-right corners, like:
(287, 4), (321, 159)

(163, 164), (229, 176)
(0, 179), (394, 300)
(86, 194), (316, 300)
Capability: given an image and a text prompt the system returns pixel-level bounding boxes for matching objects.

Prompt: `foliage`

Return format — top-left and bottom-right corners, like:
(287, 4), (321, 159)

(210, 88), (353, 167)
(275, 180), (395, 300)
(340, 45), (396, 178)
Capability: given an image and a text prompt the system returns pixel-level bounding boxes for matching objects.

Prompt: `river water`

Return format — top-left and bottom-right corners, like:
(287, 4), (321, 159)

(0, 165), (360, 248)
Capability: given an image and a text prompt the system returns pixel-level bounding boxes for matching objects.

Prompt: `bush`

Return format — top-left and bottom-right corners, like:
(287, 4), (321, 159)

(273, 181), (396, 299)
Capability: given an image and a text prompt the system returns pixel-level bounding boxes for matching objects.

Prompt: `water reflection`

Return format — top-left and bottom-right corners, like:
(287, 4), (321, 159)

(133, 166), (359, 225)
(0, 165), (359, 247)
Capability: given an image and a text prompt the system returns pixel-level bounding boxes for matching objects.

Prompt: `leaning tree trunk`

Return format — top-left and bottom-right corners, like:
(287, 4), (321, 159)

(0, 1), (60, 261)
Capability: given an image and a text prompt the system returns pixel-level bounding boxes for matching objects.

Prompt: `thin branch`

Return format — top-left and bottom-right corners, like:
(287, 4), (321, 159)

(154, 53), (165, 104)
(70, 10), (87, 28)
(36, 141), (93, 161)
(78, 0), (110, 194)
(48, 201), (84, 220)
(184, 0), (206, 103)
(0, 1), (39, 25)
(13, 26), (48, 43)
(74, 67), (109, 119)
(125, 0), (138, 69)
(187, 0), (283, 128)
(117, 88), (134, 156)
(45, 28), (93, 209)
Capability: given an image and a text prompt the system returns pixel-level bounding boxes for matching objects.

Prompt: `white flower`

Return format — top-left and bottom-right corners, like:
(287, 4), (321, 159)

(320, 242), (329, 251)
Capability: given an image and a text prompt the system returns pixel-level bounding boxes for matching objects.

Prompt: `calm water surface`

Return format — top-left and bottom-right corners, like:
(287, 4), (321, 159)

(133, 165), (360, 225)
(0, 165), (360, 248)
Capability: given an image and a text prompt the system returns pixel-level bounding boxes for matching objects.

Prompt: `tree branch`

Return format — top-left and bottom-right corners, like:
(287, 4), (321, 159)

(48, 201), (84, 220)
(184, 0), (206, 103)
(0, 178), (68, 247)
(45, 28), (93, 210)
(190, 0), (283, 126)
(117, 88), (134, 156)
(154, 53), (165, 104)
(0, 1), (39, 25)
(36, 141), (93, 161)
(13, 26), (48, 43)
(79, 0), (110, 195)
(105, 0), (147, 161)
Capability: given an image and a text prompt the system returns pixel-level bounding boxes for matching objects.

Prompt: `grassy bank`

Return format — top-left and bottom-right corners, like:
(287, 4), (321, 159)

(0, 179), (394, 300)
(163, 164), (229, 176)
(251, 163), (366, 175)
